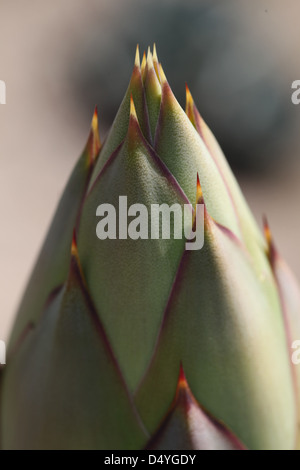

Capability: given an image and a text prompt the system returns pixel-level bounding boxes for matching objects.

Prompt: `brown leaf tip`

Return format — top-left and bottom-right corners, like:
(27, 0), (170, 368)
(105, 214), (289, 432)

(69, 229), (87, 289)
(196, 173), (203, 203)
(84, 105), (101, 165)
(93, 104), (98, 119)
(175, 364), (192, 407)
(185, 83), (198, 129)
(173, 365), (207, 418)
(178, 363), (188, 387)
(185, 83), (194, 109)
(127, 94), (142, 146)
(263, 216), (277, 264)
(130, 94), (138, 120)
(91, 105), (99, 134)
(263, 216), (272, 245)
(71, 230), (78, 257)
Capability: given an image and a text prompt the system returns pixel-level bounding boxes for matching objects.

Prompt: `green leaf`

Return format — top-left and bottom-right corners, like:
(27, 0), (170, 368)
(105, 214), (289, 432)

(155, 80), (241, 239)
(1, 252), (147, 450)
(144, 50), (162, 141)
(185, 87), (267, 268)
(147, 366), (245, 450)
(89, 57), (151, 188)
(78, 111), (190, 392)
(135, 212), (295, 450)
(265, 224), (300, 449)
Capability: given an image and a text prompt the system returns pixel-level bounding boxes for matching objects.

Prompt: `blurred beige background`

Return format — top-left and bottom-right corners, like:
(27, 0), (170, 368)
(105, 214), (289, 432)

(1, 0), (300, 340)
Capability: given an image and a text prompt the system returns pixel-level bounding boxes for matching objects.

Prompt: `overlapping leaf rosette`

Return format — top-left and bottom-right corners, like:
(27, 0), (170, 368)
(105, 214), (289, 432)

(1, 46), (300, 450)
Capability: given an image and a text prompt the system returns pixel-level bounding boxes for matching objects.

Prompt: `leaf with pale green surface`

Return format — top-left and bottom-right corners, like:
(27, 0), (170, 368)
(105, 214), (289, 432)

(78, 106), (191, 392)
(136, 209), (295, 450)
(155, 79), (241, 239)
(1, 248), (147, 450)
(147, 366), (246, 450)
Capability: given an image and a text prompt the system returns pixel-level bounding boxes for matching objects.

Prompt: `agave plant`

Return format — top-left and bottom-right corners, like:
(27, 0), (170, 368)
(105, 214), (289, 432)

(1, 46), (300, 450)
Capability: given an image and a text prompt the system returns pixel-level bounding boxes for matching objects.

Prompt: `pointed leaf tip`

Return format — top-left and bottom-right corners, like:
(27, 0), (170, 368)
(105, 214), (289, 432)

(135, 44), (140, 68)
(130, 94), (138, 120)
(173, 364), (194, 412)
(263, 216), (272, 245)
(178, 363), (187, 388)
(185, 84), (196, 127)
(141, 51), (147, 76)
(147, 47), (154, 68)
(158, 63), (167, 84)
(196, 173), (203, 203)
(93, 104), (98, 118)
(153, 43), (158, 62)
(175, 364), (193, 401)
(147, 46), (152, 60)
(86, 105), (101, 165)
(91, 105), (98, 133)
(127, 94), (141, 146)
(147, 363), (246, 450)
(70, 230), (84, 280)
(71, 230), (78, 257)
(263, 216), (276, 264)
(185, 83), (194, 108)
(152, 44), (160, 81)
(69, 229), (87, 290)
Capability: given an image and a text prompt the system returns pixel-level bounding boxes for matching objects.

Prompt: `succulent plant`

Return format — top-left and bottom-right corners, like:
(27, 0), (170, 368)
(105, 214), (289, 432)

(1, 46), (300, 450)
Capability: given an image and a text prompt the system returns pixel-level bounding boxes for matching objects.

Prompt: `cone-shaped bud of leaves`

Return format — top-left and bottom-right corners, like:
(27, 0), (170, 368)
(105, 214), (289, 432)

(1, 46), (300, 450)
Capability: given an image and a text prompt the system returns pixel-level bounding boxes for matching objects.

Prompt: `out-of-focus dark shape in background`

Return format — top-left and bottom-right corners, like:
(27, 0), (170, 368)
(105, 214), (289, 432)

(1, 0), (300, 339)
(71, 0), (295, 172)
